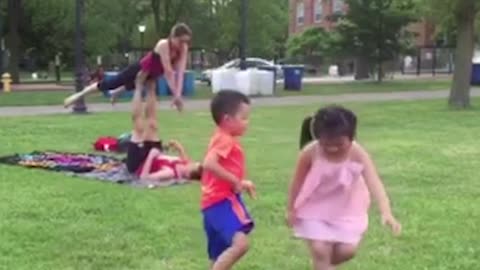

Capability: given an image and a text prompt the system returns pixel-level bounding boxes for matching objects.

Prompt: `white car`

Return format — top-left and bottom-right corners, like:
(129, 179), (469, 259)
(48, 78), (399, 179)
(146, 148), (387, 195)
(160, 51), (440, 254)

(200, 58), (283, 85)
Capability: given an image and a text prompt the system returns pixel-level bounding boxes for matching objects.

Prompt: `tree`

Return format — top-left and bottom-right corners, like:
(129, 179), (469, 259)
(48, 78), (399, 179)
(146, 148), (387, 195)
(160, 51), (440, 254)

(286, 27), (337, 58)
(247, 0), (289, 58)
(4, 0), (288, 75)
(448, 0), (479, 109)
(149, 0), (192, 37)
(151, 0), (161, 35)
(0, 1), (6, 79)
(5, 0), (22, 83)
(334, 0), (416, 81)
(21, 0), (148, 68)
(421, 0), (480, 109)
(202, 0), (288, 61)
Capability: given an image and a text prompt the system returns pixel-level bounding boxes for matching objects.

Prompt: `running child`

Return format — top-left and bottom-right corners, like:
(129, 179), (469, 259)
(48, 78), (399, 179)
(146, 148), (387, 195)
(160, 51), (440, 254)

(287, 105), (402, 270)
(201, 90), (256, 270)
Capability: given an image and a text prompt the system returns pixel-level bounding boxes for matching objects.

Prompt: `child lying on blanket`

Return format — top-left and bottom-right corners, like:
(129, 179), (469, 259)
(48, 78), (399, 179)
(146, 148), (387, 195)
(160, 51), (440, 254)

(136, 140), (202, 182)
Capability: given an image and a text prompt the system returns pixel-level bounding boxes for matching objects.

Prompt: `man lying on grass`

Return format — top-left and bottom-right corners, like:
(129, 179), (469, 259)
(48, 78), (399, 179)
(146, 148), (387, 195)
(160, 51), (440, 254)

(124, 73), (201, 183)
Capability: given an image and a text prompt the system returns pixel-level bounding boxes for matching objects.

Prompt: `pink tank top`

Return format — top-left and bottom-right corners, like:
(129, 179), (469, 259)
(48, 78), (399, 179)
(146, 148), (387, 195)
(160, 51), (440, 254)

(294, 143), (371, 222)
(139, 39), (182, 79)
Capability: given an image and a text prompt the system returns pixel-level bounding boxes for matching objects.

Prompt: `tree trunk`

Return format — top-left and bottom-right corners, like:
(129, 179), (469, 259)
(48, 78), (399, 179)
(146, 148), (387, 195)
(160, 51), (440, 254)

(162, 0), (170, 35)
(151, 0), (161, 35)
(73, 0), (87, 113)
(448, 1), (477, 109)
(0, 5), (4, 85)
(354, 56), (370, 80)
(6, 0), (21, 84)
(377, 61), (384, 82)
(172, 0), (187, 25)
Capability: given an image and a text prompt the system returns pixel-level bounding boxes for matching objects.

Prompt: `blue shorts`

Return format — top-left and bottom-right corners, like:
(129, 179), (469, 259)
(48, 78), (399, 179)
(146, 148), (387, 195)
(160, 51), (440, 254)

(202, 194), (254, 261)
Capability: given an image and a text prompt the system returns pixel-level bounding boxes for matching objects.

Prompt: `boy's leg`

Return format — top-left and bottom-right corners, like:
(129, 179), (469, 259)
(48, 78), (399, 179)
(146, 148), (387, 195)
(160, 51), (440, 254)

(210, 196), (254, 270)
(203, 213), (228, 270)
(212, 232), (249, 270)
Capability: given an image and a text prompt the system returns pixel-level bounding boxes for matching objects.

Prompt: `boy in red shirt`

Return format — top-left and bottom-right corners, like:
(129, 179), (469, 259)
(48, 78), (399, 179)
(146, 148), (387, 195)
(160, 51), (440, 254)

(201, 90), (256, 270)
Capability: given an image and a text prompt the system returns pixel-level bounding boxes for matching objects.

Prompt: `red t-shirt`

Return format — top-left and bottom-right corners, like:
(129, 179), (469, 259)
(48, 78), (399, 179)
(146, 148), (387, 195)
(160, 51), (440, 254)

(201, 129), (246, 209)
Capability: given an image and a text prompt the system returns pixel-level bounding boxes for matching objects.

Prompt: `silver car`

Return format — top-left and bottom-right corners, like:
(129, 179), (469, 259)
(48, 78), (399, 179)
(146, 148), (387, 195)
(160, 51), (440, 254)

(200, 58), (283, 85)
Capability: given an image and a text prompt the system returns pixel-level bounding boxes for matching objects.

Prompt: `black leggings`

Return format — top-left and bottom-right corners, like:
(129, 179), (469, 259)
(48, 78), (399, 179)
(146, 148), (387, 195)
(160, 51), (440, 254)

(98, 63), (141, 93)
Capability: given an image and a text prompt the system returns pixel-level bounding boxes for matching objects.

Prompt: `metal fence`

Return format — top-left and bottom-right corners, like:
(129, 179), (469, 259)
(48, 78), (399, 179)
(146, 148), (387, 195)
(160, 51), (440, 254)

(400, 47), (454, 75)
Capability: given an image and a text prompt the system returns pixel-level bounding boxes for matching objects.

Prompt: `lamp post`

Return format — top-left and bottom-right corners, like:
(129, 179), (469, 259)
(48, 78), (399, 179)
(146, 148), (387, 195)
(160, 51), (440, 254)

(72, 0), (87, 113)
(239, 0), (247, 70)
(138, 25), (146, 58)
(0, 12), (4, 90)
(0, 40), (4, 91)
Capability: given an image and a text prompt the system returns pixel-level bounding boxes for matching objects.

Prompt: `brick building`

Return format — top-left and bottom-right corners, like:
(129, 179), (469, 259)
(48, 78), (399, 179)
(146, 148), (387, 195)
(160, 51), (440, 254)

(289, 0), (436, 47)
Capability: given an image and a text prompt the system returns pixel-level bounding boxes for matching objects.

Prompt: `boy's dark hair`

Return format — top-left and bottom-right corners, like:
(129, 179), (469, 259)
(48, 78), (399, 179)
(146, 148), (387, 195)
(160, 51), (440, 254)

(171, 23), (192, 38)
(210, 90), (250, 125)
(299, 105), (357, 149)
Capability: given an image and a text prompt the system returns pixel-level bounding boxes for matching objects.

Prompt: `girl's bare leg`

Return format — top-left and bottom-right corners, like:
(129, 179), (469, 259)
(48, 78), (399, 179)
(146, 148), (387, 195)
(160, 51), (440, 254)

(307, 240), (334, 270)
(331, 243), (358, 266)
(64, 82), (99, 108)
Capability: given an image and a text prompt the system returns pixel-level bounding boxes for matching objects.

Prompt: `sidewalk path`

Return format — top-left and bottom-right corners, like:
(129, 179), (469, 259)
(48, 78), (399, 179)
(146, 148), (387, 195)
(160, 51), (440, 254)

(9, 73), (451, 91)
(2, 89), (479, 117)
(11, 83), (72, 91)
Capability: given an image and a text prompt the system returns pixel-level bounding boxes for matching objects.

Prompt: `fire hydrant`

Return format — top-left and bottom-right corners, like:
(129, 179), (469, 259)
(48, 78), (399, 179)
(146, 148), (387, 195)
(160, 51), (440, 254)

(2, 73), (12, 93)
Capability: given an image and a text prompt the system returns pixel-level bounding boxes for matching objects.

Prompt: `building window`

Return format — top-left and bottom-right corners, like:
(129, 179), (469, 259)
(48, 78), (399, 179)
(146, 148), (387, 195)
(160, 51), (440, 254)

(296, 1), (305, 25)
(333, 0), (344, 14)
(314, 0), (323, 22)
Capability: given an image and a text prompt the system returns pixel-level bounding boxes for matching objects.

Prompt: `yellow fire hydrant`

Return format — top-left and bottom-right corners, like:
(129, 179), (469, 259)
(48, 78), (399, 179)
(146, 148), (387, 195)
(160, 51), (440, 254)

(2, 73), (12, 93)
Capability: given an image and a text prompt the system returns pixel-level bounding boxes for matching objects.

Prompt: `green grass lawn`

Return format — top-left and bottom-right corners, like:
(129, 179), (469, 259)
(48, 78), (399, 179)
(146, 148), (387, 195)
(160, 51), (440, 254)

(0, 79), (453, 107)
(1, 99), (480, 269)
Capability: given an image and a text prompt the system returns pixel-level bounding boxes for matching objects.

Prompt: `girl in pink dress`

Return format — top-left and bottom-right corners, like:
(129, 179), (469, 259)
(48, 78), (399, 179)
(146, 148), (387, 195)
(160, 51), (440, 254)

(287, 105), (402, 270)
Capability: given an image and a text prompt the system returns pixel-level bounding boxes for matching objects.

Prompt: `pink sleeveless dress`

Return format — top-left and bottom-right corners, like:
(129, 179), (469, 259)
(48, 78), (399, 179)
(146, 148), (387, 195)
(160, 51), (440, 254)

(293, 144), (371, 244)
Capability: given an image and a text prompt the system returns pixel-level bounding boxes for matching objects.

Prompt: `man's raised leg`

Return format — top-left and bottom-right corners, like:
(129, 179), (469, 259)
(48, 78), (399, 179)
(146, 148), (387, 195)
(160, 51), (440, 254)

(143, 80), (159, 142)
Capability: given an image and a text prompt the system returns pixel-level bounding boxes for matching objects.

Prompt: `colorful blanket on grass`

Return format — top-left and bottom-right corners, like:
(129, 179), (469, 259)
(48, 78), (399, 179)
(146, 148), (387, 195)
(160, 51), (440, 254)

(0, 151), (190, 188)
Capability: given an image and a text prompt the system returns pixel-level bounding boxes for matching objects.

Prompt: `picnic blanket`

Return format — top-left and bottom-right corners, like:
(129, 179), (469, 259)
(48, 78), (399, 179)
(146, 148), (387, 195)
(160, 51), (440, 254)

(0, 151), (190, 188)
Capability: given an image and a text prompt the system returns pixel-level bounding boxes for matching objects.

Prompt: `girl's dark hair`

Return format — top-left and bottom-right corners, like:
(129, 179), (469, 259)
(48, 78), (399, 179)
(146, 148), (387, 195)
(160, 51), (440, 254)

(299, 105), (357, 149)
(171, 23), (192, 38)
(299, 116), (314, 149)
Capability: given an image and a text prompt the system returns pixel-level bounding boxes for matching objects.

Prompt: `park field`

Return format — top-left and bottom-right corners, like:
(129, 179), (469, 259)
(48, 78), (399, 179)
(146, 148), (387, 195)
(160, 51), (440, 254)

(1, 99), (479, 269)
(0, 79), (452, 107)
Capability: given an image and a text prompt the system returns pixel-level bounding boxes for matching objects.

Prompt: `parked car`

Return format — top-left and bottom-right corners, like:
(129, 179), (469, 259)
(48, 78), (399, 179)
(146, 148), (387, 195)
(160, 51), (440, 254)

(200, 58), (283, 85)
